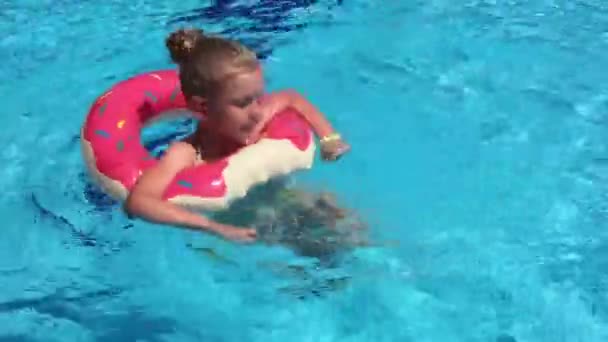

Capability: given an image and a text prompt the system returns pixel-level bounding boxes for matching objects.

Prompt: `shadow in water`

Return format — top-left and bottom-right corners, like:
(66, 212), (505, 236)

(0, 336), (36, 342)
(0, 287), (176, 342)
(82, 177), (118, 213)
(167, 0), (344, 59)
(29, 192), (133, 251)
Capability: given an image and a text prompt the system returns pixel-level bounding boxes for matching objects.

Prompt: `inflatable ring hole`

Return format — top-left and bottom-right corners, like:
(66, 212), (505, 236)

(140, 111), (199, 158)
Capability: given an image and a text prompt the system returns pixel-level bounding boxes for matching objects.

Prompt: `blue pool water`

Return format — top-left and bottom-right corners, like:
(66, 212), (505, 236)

(2, 0), (608, 340)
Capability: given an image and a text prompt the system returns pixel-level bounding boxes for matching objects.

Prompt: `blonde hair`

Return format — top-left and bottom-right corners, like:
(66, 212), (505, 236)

(165, 28), (259, 98)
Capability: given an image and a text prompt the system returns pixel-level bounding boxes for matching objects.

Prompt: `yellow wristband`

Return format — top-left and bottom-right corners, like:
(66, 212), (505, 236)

(320, 133), (341, 144)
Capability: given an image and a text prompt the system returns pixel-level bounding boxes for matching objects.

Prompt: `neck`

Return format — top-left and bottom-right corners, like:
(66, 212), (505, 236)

(193, 123), (242, 159)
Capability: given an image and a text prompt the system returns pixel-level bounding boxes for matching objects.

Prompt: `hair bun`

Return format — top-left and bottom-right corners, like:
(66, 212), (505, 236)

(165, 28), (205, 65)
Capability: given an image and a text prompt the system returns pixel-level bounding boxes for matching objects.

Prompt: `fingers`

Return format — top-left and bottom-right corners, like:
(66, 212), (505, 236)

(339, 144), (351, 155)
(324, 150), (347, 161)
(334, 143), (351, 158)
(321, 142), (351, 161)
(220, 227), (258, 243)
(239, 228), (258, 243)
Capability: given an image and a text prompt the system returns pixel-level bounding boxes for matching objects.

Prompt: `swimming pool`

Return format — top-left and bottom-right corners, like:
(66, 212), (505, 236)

(2, 0), (608, 340)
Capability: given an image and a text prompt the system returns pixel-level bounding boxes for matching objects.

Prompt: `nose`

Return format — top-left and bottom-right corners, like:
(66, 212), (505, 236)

(249, 101), (263, 123)
(249, 111), (262, 125)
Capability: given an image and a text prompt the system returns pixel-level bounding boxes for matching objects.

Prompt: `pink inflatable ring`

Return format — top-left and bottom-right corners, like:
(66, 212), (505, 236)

(81, 70), (315, 210)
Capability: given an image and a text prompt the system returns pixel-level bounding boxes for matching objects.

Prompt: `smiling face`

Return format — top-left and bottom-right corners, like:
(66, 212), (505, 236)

(205, 67), (267, 145)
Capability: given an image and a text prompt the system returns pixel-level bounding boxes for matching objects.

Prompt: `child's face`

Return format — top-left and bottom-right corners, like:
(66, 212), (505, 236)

(208, 67), (267, 144)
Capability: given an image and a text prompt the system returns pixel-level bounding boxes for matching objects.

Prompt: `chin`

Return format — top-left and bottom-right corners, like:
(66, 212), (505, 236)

(234, 135), (251, 146)
(246, 131), (264, 145)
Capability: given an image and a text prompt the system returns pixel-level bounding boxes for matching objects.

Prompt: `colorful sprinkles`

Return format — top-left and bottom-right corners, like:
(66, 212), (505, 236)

(98, 103), (108, 116)
(177, 180), (193, 189)
(94, 129), (110, 138)
(83, 70), (258, 205)
(143, 90), (158, 103)
(169, 85), (180, 103)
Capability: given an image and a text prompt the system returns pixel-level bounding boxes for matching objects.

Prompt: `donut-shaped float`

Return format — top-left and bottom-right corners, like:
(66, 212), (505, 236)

(81, 70), (315, 210)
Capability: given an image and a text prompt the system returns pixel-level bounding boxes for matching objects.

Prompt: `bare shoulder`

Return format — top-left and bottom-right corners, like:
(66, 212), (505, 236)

(127, 141), (197, 201)
(259, 91), (295, 119)
(261, 90), (292, 106)
(157, 142), (197, 172)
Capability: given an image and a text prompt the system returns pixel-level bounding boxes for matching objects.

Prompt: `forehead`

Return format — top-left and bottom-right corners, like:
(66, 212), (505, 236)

(220, 67), (264, 96)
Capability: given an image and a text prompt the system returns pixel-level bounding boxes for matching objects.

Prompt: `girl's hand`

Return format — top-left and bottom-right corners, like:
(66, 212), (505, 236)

(321, 138), (351, 161)
(217, 224), (257, 243)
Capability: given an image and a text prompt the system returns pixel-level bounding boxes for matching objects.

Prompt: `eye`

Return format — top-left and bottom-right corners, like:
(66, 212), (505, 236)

(234, 98), (253, 108)
(233, 92), (264, 108)
(233, 96), (253, 108)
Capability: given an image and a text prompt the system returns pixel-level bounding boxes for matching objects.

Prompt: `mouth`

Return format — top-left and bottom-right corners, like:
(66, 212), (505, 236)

(241, 117), (259, 132)
(240, 125), (255, 140)
(241, 120), (264, 141)
(244, 130), (261, 145)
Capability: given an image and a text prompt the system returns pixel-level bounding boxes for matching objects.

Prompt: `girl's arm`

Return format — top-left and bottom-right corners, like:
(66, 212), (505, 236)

(264, 89), (338, 139)
(262, 90), (350, 160)
(124, 142), (257, 242)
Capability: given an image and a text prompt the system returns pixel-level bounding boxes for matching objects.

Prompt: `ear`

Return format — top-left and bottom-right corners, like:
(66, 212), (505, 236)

(187, 95), (207, 114)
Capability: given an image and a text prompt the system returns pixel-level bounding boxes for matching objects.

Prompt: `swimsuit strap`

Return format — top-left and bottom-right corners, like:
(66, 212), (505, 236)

(183, 135), (204, 162)
(194, 144), (204, 161)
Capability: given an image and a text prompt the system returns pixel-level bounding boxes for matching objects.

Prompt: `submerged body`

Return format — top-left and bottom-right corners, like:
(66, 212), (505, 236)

(213, 178), (369, 260)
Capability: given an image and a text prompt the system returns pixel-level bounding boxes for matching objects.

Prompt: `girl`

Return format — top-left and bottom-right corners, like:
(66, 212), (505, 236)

(125, 28), (351, 243)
